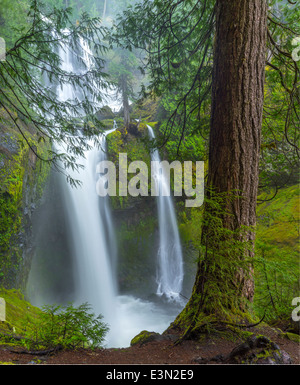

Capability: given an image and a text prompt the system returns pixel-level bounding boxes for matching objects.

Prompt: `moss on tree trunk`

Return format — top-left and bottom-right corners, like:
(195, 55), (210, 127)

(169, 0), (268, 336)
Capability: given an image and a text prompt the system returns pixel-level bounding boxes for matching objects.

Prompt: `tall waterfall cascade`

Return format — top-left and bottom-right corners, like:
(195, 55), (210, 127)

(60, 126), (119, 346)
(147, 125), (184, 302)
(27, 32), (186, 348)
(46, 32), (121, 346)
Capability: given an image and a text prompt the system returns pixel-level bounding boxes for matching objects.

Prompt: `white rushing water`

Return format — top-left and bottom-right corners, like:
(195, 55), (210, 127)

(147, 125), (184, 302)
(28, 30), (186, 348)
(60, 127), (119, 344)
(59, 125), (181, 346)
(49, 35), (119, 344)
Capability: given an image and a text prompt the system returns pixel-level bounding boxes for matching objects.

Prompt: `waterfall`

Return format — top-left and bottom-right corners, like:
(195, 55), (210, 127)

(60, 126), (118, 345)
(147, 125), (184, 302)
(53, 34), (121, 346)
(28, 29), (186, 348)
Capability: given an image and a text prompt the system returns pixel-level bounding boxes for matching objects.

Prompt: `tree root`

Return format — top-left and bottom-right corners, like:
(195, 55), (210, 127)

(9, 345), (63, 356)
(174, 313), (266, 346)
(215, 312), (266, 330)
(1, 331), (63, 356)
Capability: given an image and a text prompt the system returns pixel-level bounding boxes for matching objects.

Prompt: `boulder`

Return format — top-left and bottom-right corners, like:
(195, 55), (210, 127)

(227, 335), (293, 364)
(130, 330), (178, 346)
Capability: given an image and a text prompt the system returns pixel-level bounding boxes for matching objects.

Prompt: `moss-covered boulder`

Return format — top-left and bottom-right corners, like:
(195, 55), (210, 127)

(227, 335), (293, 364)
(130, 330), (160, 346)
(280, 332), (300, 344)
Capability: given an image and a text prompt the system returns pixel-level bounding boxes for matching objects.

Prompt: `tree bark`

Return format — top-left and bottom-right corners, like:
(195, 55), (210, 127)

(207, 0), (268, 298)
(171, 0), (268, 332)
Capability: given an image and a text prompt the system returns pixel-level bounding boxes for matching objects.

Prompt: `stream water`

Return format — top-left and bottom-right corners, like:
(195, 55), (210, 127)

(147, 125), (184, 302)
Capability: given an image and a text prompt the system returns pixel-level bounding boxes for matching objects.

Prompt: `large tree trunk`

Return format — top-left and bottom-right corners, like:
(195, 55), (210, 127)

(171, 0), (268, 333)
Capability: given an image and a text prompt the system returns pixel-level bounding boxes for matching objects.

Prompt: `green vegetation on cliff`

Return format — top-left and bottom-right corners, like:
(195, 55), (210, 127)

(0, 107), (50, 288)
(254, 185), (300, 325)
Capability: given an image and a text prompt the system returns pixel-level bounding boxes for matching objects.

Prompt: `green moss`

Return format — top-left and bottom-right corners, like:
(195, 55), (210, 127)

(130, 330), (156, 346)
(256, 185), (299, 249)
(131, 96), (161, 122)
(0, 288), (43, 339)
(251, 349), (274, 363)
(106, 127), (151, 210)
(254, 184), (299, 322)
(0, 108), (51, 287)
(280, 332), (300, 343)
(116, 212), (157, 293)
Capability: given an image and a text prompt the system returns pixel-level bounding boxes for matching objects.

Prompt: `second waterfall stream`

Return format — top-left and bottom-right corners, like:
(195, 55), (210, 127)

(147, 125), (184, 302)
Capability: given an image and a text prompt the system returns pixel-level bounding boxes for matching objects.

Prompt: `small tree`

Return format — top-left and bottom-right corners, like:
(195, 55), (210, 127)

(106, 47), (139, 129)
(22, 302), (109, 351)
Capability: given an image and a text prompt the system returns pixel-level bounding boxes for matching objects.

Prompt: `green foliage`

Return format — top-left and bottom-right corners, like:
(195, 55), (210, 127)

(21, 302), (109, 350)
(0, 289), (108, 351)
(0, 0), (110, 186)
(42, 0), (139, 22)
(106, 129), (124, 164)
(172, 189), (256, 327)
(106, 47), (139, 96)
(0, 0), (30, 50)
(177, 183), (299, 327)
(254, 243), (298, 321)
(260, 0), (300, 191)
(0, 137), (26, 280)
(201, 194), (254, 314)
(103, 42), (143, 127)
(43, 0), (102, 21)
(0, 109), (51, 285)
(114, 0), (214, 157)
(0, 288), (44, 336)
(117, 214), (157, 293)
(253, 185), (300, 322)
(106, 126), (151, 209)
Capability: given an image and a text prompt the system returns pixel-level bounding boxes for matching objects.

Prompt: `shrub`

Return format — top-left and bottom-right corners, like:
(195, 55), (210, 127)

(21, 302), (109, 351)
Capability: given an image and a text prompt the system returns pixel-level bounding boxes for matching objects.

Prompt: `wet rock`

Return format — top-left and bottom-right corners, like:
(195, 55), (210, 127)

(211, 354), (226, 363)
(287, 319), (300, 335)
(130, 330), (178, 346)
(130, 331), (160, 346)
(0, 132), (20, 155)
(227, 335), (293, 364)
(280, 332), (300, 344)
(191, 356), (208, 364)
(128, 123), (142, 137)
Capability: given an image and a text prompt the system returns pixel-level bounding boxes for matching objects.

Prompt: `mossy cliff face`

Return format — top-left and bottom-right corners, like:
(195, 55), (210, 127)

(106, 123), (157, 295)
(105, 121), (197, 297)
(0, 288), (43, 335)
(253, 185), (300, 324)
(0, 108), (50, 290)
